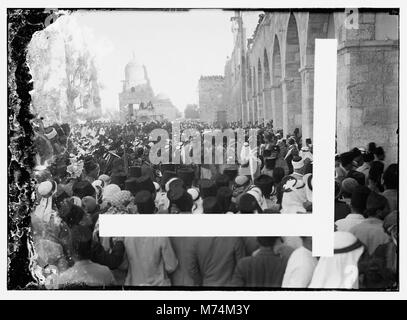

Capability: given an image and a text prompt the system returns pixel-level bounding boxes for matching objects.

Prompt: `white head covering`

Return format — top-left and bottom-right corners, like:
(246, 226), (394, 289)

(187, 188), (203, 214)
(303, 173), (313, 203)
(102, 184), (121, 203)
(308, 232), (364, 289)
(280, 176), (307, 214)
(247, 186), (267, 211)
(34, 181), (57, 222)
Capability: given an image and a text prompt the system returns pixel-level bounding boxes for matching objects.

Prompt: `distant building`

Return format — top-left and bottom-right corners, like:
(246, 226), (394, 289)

(119, 55), (180, 122)
(198, 75), (225, 123)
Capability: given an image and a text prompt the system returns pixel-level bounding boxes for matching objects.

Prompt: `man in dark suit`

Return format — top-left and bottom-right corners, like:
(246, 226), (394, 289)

(187, 237), (245, 286)
(230, 237), (288, 287)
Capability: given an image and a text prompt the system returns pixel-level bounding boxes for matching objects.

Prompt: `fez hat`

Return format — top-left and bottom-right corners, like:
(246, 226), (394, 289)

(128, 166), (142, 178)
(203, 196), (222, 214)
(110, 172), (127, 189)
(215, 174), (230, 189)
(254, 174), (274, 198)
(134, 190), (155, 214)
(167, 186), (193, 212)
(72, 181), (96, 199)
(223, 167), (238, 182)
(199, 179), (217, 199)
(177, 167), (195, 189)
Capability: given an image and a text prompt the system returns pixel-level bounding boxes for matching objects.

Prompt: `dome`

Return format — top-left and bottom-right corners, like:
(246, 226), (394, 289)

(124, 56), (147, 87)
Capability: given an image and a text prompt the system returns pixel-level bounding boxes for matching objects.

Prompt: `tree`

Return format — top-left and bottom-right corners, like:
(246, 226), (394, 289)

(184, 104), (200, 119)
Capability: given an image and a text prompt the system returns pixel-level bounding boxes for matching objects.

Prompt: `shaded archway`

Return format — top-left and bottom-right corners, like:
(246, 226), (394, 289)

(301, 12), (336, 143)
(263, 49), (272, 123)
(246, 60), (252, 124)
(271, 35), (283, 131)
(257, 58), (263, 123)
(252, 66), (258, 122)
(283, 13), (302, 137)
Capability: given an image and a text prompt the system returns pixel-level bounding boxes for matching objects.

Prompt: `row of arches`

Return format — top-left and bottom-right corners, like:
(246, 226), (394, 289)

(244, 12), (336, 141)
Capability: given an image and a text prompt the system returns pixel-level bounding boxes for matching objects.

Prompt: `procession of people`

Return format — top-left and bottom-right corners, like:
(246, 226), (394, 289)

(30, 117), (398, 289)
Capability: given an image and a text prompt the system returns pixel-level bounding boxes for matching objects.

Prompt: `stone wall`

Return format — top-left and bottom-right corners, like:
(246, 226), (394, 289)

(198, 76), (225, 123)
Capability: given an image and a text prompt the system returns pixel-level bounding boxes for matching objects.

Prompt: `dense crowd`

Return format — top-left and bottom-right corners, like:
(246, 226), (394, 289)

(30, 118), (398, 289)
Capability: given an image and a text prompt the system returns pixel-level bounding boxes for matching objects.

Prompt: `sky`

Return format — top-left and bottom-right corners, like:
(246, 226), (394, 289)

(57, 9), (261, 113)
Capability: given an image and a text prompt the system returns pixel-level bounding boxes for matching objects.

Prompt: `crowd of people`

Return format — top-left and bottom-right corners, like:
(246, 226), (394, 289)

(30, 117), (398, 289)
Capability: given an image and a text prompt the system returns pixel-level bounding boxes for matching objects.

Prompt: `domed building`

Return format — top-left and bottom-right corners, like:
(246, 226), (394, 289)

(119, 54), (181, 122)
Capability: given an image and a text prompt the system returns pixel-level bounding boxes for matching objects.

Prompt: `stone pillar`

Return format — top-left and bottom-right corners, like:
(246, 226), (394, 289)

(282, 77), (302, 136)
(270, 84), (283, 131)
(336, 39), (399, 164)
(257, 92), (264, 123)
(263, 87), (272, 122)
(299, 66), (314, 144)
(253, 95), (258, 123)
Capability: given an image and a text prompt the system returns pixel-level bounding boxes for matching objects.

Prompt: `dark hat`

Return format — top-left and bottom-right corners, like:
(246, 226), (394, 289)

(84, 158), (98, 174)
(346, 170), (365, 186)
(162, 170), (177, 186)
(124, 177), (138, 196)
(365, 191), (389, 218)
(199, 179), (217, 199)
(340, 152), (354, 167)
(254, 174), (274, 198)
(177, 167), (195, 189)
(161, 164), (176, 172)
(223, 167), (238, 182)
(110, 172), (127, 189)
(203, 197), (222, 214)
(216, 186), (233, 212)
(72, 181), (96, 199)
(238, 193), (260, 214)
(350, 185), (371, 213)
(128, 166), (142, 178)
(127, 175), (155, 196)
(167, 186), (193, 212)
(215, 174), (230, 189)
(134, 190), (155, 214)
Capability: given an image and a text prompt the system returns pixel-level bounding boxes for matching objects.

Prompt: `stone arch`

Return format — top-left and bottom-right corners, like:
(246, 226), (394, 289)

(271, 35), (283, 130)
(257, 58), (263, 123)
(300, 12), (336, 144)
(263, 48), (272, 123)
(283, 13), (302, 137)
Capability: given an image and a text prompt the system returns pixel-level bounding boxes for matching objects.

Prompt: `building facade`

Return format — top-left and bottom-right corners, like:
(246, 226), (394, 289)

(119, 56), (181, 122)
(223, 10), (399, 164)
(198, 75), (225, 123)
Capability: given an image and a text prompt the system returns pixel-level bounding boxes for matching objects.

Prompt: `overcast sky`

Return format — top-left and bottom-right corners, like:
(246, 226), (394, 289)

(66, 10), (261, 113)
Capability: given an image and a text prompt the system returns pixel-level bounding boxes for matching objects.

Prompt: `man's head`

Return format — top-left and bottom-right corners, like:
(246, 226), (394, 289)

(292, 156), (305, 175)
(70, 225), (93, 261)
(350, 185), (371, 215)
(383, 163), (398, 190)
(339, 152), (354, 171)
(365, 191), (389, 219)
(257, 237), (279, 248)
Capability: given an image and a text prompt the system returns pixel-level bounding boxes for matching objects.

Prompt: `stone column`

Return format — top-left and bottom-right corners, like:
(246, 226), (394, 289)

(263, 87), (272, 122)
(299, 66), (314, 144)
(270, 84), (283, 131)
(281, 77), (302, 136)
(257, 92), (264, 123)
(336, 39), (399, 164)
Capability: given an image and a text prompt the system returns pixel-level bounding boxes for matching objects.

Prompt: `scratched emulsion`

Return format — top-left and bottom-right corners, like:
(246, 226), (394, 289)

(7, 9), (61, 289)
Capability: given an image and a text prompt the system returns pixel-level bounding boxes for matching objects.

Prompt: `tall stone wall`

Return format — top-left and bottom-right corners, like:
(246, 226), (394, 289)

(336, 11), (399, 165)
(198, 76), (225, 123)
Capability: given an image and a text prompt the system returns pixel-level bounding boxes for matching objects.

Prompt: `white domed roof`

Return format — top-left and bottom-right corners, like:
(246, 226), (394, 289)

(124, 55), (147, 87)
